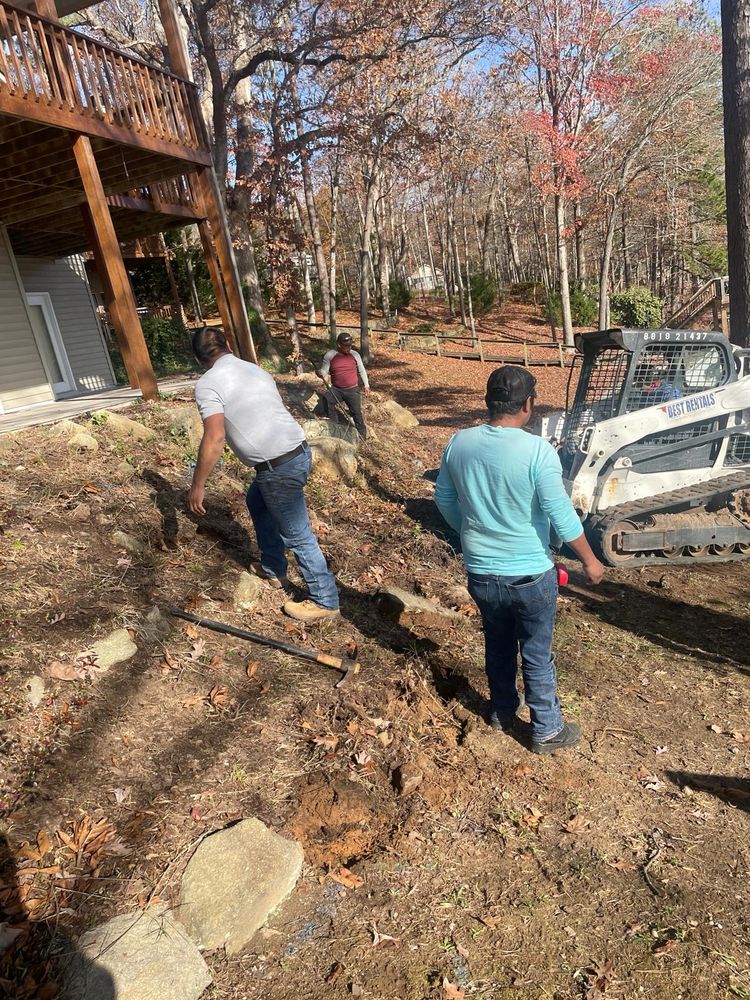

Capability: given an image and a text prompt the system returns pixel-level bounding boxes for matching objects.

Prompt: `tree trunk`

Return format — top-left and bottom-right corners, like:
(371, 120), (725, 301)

(291, 198), (316, 325)
(554, 189), (574, 346)
(359, 156), (380, 362)
(375, 196), (392, 323)
(461, 193), (477, 343)
(293, 90), (331, 328)
(329, 142), (341, 342)
(420, 187), (439, 292)
(599, 195), (619, 330)
(179, 228), (203, 321)
(721, 0), (750, 347)
(574, 200), (586, 287)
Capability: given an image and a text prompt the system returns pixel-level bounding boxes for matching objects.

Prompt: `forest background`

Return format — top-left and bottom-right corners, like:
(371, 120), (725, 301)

(69, 0), (727, 365)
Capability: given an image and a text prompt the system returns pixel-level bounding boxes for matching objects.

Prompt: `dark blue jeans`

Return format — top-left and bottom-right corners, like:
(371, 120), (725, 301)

(467, 567), (562, 742)
(246, 449), (339, 609)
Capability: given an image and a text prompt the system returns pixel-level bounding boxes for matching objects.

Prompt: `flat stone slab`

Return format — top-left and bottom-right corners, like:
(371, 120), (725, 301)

(376, 585), (463, 630)
(65, 905), (211, 1000)
(179, 818), (303, 954)
(89, 629), (138, 672)
(91, 410), (155, 441)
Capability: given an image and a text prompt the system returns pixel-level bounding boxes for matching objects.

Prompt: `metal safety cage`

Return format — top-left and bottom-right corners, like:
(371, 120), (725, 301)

(561, 341), (630, 468)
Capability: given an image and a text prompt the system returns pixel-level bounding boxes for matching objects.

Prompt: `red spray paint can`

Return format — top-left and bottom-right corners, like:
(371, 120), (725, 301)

(555, 563), (569, 587)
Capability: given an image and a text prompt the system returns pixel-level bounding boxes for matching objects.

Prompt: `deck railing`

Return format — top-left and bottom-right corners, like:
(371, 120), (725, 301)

(0, 0), (208, 156)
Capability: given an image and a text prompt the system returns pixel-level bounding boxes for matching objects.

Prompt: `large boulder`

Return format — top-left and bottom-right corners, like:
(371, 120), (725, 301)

(308, 437), (358, 484)
(64, 905), (211, 1000)
(179, 818), (303, 954)
(167, 406), (204, 449)
(380, 399), (419, 428)
(301, 416), (360, 447)
(376, 585), (463, 630)
(91, 410), (155, 442)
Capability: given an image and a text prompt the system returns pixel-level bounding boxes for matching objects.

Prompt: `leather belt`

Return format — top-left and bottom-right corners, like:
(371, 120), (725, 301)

(253, 441), (308, 473)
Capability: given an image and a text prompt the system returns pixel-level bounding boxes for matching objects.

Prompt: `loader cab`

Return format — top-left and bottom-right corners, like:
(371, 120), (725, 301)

(561, 328), (736, 476)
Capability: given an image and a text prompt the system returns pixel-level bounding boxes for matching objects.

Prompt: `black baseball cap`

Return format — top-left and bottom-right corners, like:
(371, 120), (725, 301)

(337, 333), (353, 345)
(485, 366), (537, 405)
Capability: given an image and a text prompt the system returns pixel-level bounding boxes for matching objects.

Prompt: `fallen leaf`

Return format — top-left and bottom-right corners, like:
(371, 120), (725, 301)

(36, 830), (52, 857)
(209, 654), (223, 670)
(562, 815), (591, 834)
(208, 685), (228, 708)
(182, 694), (204, 708)
(313, 735), (339, 751)
(442, 978), (465, 1000)
(611, 859), (636, 872)
(190, 806), (205, 822)
(259, 681), (270, 695)
(731, 731), (750, 743)
(519, 806), (544, 829)
(325, 961), (344, 984)
(511, 765), (533, 778)
(625, 922), (644, 938)
(353, 751), (372, 768)
(653, 746), (669, 755)
(371, 923), (399, 947)
(45, 661), (79, 681)
(346, 720), (360, 736)
(329, 866), (363, 889)
(189, 639), (206, 662)
(653, 938), (678, 955)
(479, 913), (503, 927)
(184, 623), (200, 640)
(246, 660), (259, 679)
(377, 730), (394, 746)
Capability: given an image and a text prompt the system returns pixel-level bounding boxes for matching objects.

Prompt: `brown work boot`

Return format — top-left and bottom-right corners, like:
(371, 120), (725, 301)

(283, 599), (340, 623)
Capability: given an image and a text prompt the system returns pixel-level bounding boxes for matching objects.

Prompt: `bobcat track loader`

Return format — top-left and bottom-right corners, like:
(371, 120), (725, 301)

(542, 328), (750, 566)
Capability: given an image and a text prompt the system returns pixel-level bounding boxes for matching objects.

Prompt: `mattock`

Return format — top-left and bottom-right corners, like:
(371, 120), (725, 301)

(170, 609), (361, 688)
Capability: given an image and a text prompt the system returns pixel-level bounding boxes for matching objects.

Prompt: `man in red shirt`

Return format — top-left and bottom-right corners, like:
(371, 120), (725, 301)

(316, 333), (370, 439)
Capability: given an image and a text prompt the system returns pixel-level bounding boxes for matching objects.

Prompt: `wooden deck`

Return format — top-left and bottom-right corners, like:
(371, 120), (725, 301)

(0, 375), (196, 434)
(0, 1), (209, 162)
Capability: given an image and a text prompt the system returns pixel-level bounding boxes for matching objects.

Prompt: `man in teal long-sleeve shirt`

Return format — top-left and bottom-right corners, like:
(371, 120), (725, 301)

(435, 366), (604, 753)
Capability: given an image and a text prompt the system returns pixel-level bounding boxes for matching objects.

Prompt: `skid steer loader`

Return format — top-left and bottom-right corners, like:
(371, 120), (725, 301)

(541, 328), (750, 566)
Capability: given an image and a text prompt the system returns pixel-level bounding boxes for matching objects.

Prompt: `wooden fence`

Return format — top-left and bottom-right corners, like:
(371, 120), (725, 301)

(397, 331), (572, 368)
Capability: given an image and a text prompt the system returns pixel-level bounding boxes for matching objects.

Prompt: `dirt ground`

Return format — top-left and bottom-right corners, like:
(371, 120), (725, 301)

(1, 312), (749, 1000)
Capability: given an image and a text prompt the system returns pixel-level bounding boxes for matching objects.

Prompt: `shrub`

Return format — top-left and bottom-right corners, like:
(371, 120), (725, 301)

(508, 280), (544, 303)
(546, 283), (598, 327)
(413, 321), (434, 333)
(469, 272), (498, 316)
(388, 278), (411, 311)
(610, 287), (662, 328)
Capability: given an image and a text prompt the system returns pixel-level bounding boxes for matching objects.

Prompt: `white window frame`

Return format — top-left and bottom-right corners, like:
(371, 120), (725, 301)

(26, 292), (76, 397)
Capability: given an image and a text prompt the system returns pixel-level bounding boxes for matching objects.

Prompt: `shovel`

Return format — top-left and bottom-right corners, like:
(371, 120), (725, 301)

(170, 609), (360, 688)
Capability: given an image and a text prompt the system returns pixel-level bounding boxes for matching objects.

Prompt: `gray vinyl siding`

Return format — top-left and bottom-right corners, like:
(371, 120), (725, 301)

(0, 230), (53, 411)
(17, 256), (115, 393)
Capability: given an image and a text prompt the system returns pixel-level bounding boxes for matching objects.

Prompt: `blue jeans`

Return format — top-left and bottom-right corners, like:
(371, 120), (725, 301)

(245, 449), (339, 609)
(467, 567), (562, 742)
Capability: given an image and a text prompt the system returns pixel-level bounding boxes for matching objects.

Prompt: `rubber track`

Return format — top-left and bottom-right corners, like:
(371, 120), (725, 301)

(589, 470), (750, 567)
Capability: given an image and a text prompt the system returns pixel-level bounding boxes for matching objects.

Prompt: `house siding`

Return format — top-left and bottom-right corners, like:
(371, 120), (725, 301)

(0, 229), (53, 412)
(17, 255), (115, 393)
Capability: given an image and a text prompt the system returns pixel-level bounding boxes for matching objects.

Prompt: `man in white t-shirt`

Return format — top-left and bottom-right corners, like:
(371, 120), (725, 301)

(187, 327), (339, 623)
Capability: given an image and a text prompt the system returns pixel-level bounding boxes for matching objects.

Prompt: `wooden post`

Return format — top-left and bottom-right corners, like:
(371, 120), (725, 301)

(197, 218), (236, 350)
(73, 135), (158, 400)
(159, 232), (187, 326)
(156, 0), (192, 80)
(32, 0), (58, 17)
(193, 168), (257, 363)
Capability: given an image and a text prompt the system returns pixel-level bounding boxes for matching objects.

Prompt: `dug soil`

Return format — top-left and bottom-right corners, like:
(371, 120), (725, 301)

(0, 320), (748, 1000)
